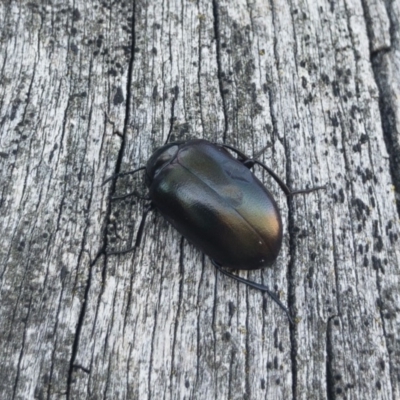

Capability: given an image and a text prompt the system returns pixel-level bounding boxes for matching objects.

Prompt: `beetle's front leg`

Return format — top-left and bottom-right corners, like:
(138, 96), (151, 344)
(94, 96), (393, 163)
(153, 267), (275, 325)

(107, 203), (154, 256)
(103, 166), (146, 186)
(111, 191), (150, 201)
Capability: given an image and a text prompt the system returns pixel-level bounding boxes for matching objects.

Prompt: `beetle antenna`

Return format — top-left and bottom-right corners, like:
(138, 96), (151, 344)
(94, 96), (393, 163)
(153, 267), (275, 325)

(211, 260), (294, 325)
(103, 166), (146, 185)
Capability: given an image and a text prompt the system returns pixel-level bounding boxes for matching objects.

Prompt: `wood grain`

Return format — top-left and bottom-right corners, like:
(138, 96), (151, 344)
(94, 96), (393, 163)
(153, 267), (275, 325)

(0, 0), (399, 399)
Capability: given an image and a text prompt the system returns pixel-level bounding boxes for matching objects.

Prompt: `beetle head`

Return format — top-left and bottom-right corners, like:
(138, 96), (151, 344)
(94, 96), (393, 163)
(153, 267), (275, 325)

(145, 143), (181, 186)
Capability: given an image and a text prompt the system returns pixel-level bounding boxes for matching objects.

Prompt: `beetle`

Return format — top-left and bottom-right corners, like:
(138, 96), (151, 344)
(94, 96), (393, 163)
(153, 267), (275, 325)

(106, 139), (323, 323)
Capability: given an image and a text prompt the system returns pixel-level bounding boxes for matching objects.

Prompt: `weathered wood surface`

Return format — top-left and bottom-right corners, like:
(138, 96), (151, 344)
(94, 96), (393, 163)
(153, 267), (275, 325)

(1, 0), (399, 399)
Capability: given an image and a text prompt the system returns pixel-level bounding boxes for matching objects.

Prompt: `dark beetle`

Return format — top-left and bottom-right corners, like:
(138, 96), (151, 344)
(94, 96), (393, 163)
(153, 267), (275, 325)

(107, 139), (323, 323)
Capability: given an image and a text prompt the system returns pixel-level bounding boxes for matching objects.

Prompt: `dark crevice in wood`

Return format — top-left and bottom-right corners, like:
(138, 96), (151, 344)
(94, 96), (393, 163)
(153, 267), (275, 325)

(123, 244), (141, 335)
(335, 6), (364, 278)
(63, 214), (95, 397)
(370, 50), (400, 217)
(287, 192), (298, 400)
(265, 6), (297, 393)
(66, 251), (101, 400)
(122, 256), (135, 334)
(92, 0), (140, 368)
(285, 139), (298, 400)
(245, 288), (251, 399)
(55, 193), (67, 233)
(61, 0), (138, 392)
(337, 108), (360, 278)
(145, 223), (166, 398)
(326, 315), (337, 400)
(211, 0), (228, 143)
(360, 0), (391, 56)
(63, 113), (103, 384)
(269, 0), (280, 81)
(169, 237), (185, 397)
(266, 3), (281, 152)
(12, 296), (32, 400)
(211, 261), (218, 396)
(276, 81), (298, 394)
(366, 0), (400, 216)
(35, 2), (44, 57)
(47, 284), (65, 400)
(103, 351), (112, 399)
(126, 343), (134, 395)
(330, 219), (342, 317)
(0, 2), (10, 78)
(287, 0), (299, 76)
(98, 254), (109, 314)
(197, 8), (206, 137)
(365, 3), (400, 393)
(55, 80), (73, 170)
(104, 290), (118, 364)
(327, 215), (343, 396)
(0, 212), (19, 282)
(102, 0), (138, 255)
(54, 82), (76, 236)
(6, 248), (35, 344)
(73, 179), (95, 294)
(17, 69), (36, 210)
(195, 253), (206, 393)
(148, 299), (158, 399)
(227, 347), (234, 400)
(374, 267), (398, 400)
(166, 92), (176, 144)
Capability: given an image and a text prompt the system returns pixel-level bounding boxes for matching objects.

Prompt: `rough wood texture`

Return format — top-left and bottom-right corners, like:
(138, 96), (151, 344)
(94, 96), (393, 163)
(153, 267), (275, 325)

(1, 0), (399, 399)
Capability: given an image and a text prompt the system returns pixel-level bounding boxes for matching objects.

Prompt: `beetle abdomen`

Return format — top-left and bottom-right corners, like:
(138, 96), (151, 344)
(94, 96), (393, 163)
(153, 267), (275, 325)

(149, 140), (282, 270)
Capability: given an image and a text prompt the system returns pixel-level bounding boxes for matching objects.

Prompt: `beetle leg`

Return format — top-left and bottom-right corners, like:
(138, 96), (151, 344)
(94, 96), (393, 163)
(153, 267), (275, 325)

(242, 159), (255, 170)
(252, 160), (292, 195)
(134, 203), (154, 248)
(107, 203), (154, 255)
(220, 143), (249, 162)
(221, 143), (325, 195)
(286, 186), (327, 195)
(221, 142), (270, 165)
(211, 260), (294, 325)
(253, 143), (272, 160)
(103, 166), (146, 185)
(253, 160), (326, 196)
(221, 143), (267, 170)
(111, 191), (150, 201)
(107, 246), (138, 256)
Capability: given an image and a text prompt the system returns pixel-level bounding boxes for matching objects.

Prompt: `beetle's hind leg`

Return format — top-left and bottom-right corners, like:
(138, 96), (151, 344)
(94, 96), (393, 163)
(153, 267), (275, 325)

(107, 203), (154, 255)
(211, 260), (294, 325)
